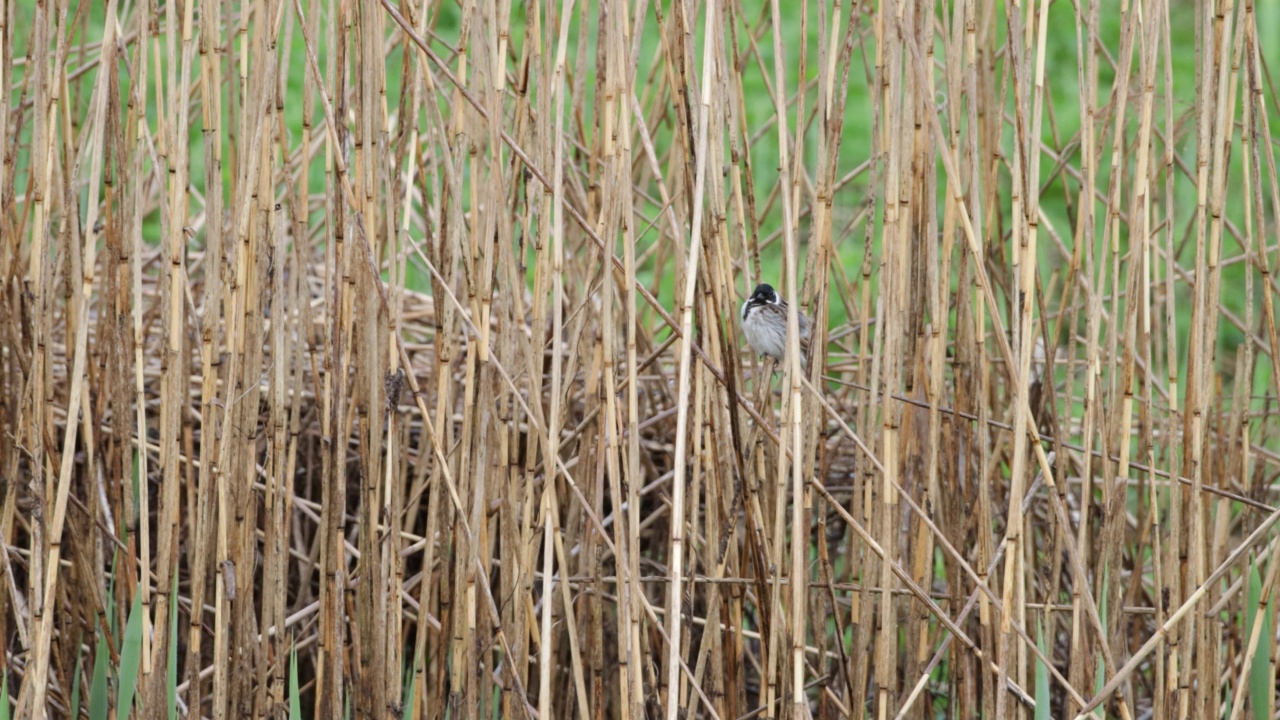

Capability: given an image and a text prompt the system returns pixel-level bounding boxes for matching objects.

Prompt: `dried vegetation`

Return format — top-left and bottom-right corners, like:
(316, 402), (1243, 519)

(2, 0), (1280, 717)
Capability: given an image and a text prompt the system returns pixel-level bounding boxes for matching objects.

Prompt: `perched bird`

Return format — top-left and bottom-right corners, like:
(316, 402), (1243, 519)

(740, 283), (812, 365)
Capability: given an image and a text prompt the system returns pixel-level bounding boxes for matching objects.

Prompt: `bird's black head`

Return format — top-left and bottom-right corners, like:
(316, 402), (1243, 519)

(749, 283), (778, 305)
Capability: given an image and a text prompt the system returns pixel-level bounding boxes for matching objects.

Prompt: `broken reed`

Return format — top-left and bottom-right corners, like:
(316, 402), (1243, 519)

(1, 0), (1279, 717)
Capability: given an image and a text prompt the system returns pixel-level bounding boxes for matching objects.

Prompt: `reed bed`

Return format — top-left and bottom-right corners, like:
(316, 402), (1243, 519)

(2, 0), (1280, 717)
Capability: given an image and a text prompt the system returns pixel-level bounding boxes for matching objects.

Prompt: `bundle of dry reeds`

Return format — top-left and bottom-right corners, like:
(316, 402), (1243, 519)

(3, 0), (1280, 717)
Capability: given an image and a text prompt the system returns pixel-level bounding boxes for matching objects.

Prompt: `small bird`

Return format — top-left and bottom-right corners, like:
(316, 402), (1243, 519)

(740, 283), (812, 365)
